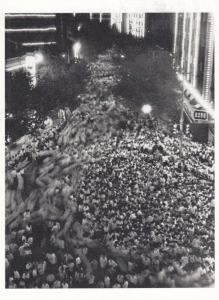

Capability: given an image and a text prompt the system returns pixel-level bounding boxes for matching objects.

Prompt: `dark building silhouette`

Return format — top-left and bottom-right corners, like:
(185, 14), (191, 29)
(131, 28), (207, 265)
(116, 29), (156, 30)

(147, 13), (174, 50)
(56, 14), (74, 51)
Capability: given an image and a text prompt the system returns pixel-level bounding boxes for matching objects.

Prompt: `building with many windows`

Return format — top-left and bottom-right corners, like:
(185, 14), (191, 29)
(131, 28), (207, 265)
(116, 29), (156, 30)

(5, 13), (57, 58)
(173, 13), (214, 143)
(89, 13), (147, 38)
(122, 13), (147, 38)
(5, 13), (76, 86)
(111, 13), (123, 32)
(89, 13), (111, 25)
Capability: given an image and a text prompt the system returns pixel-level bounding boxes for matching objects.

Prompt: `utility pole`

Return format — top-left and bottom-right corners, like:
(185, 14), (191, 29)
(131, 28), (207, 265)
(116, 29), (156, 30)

(179, 75), (184, 158)
(67, 48), (70, 64)
(179, 69), (191, 170)
(172, 55), (191, 169)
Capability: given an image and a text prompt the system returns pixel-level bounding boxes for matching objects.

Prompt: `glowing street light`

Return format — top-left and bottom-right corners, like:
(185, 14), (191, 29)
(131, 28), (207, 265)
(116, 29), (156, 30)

(6, 64), (26, 72)
(22, 41), (56, 46)
(25, 55), (36, 70)
(6, 14), (56, 18)
(34, 52), (44, 64)
(142, 104), (152, 114)
(5, 27), (56, 32)
(73, 42), (81, 59)
(25, 55), (36, 86)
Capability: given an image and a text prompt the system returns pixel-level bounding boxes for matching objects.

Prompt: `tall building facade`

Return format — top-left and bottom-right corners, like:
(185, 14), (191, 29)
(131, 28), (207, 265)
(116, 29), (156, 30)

(56, 14), (74, 51)
(90, 13), (111, 25)
(101, 13), (111, 25)
(147, 13), (174, 51)
(87, 13), (148, 38)
(90, 13), (100, 22)
(111, 13), (123, 32)
(5, 14), (57, 58)
(173, 13), (214, 142)
(122, 13), (147, 38)
(173, 13), (214, 104)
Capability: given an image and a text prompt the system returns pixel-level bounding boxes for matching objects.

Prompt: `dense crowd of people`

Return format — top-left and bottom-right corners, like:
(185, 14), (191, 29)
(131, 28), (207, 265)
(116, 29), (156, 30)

(5, 49), (214, 288)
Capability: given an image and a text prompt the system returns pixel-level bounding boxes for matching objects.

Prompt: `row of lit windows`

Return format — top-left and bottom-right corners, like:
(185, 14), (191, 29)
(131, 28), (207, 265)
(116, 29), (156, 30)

(131, 13), (144, 18)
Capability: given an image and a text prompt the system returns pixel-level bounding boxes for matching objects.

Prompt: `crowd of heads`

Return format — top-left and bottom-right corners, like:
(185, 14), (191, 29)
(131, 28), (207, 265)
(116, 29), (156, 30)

(5, 49), (214, 288)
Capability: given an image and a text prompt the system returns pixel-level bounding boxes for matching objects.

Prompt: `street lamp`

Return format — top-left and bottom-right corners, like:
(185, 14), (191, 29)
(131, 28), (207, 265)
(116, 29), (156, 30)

(177, 71), (192, 159)
(25, 52), (44, 86)
(34, 52), (43, 64)
(142, 104), (155, 129)
(25, 55), (37, 86)
(142, 104), (152, 114)
(73, 42), (81, 59)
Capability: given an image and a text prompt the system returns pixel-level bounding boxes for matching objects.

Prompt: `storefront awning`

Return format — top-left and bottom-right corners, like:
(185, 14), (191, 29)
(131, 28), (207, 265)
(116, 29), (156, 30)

(183, 88), (214, 124)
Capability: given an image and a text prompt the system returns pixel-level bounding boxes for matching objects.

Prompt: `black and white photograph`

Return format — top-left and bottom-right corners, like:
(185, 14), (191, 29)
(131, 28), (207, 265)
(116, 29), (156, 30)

(3, 0), (216, 292)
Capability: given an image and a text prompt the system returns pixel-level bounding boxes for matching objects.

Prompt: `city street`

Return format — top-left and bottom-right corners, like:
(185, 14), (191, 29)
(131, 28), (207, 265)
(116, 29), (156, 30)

(5, 13), (215, 289)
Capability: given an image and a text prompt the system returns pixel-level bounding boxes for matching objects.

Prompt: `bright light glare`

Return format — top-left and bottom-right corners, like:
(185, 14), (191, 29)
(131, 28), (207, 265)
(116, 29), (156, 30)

(173, 13), (178, 56)
(192, 14), (201, 86)
(34, 53), (43, 64)
(8, 113), (13, 118)
(25, 55), (35, 66)
(73, 42), (81, 58)
(6, 27), (56, 32)
(5, 14), (55, 18)
(25, 55), (37, 86)
(6, 64), (26, 72)
(22, 41), (56, 46)
(142, 104), (152, 114)
(177, 73), (215, 118)
(62, 53), (66, 58)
